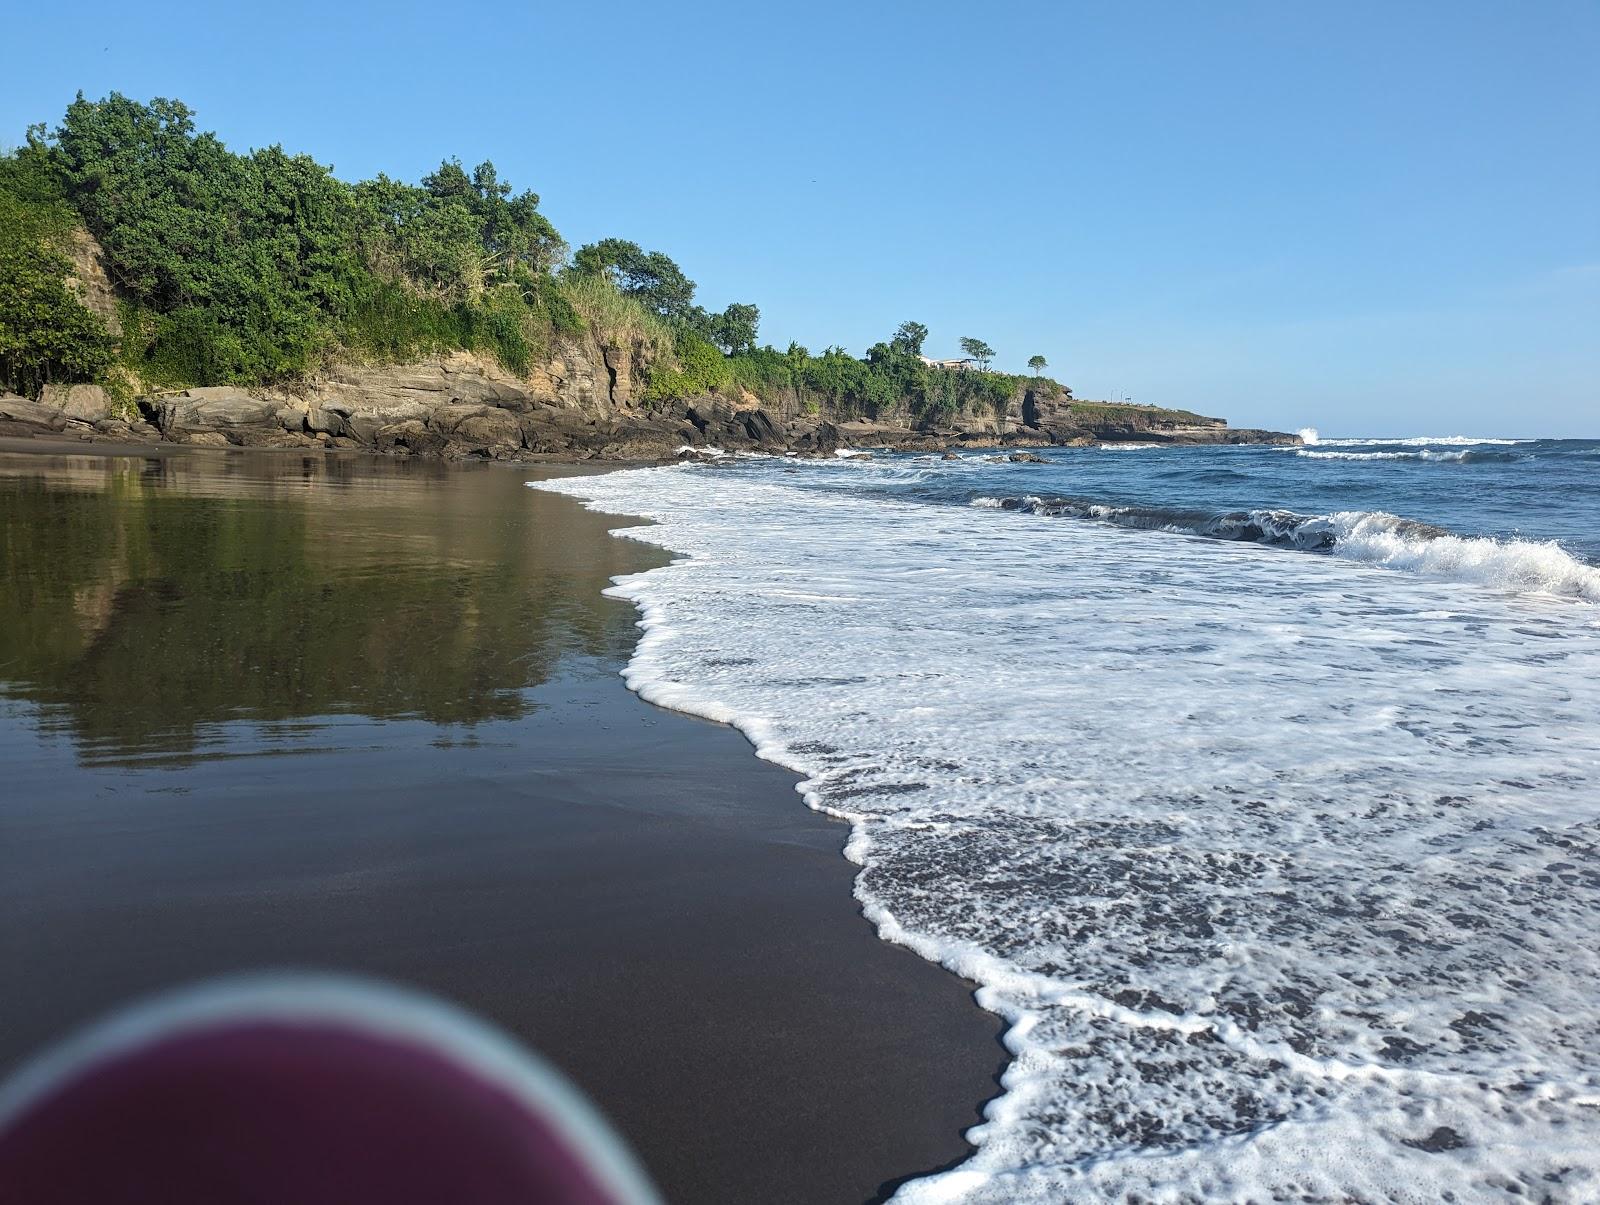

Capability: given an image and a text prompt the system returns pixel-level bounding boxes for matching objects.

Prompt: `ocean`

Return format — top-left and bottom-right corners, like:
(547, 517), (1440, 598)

(532, 435), (1600, 1203)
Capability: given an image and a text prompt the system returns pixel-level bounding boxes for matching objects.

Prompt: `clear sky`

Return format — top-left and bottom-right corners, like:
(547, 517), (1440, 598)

(5, 1), (1596, 436)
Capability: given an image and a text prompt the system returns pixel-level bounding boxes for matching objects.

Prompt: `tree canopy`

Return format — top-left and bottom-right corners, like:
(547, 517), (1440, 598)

(892, 320), (929, 356)
(959, 336), (995, 370)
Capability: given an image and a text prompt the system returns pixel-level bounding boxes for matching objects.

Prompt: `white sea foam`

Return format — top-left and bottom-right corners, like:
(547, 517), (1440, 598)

(530, 465), (1600, 1203)
(1311, 435), (1526, 447)
(1098, 443), (1162, 451)
(1297, 448), (1513, 462)
(1297, 449), (1429, 461)
(1297, 426), (1320, 445)
(1325, 511), (1600, 602)
(971, 496), (1600, 603)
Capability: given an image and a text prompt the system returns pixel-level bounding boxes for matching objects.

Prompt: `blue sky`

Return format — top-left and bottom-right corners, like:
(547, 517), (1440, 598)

(5, 0), (1596, 436)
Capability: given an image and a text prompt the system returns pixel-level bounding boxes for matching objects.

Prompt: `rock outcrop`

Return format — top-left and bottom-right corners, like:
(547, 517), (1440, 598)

(8, 305), (1299, 460)
(64, 228), (122, 337)
(3, 357), (1302, 458)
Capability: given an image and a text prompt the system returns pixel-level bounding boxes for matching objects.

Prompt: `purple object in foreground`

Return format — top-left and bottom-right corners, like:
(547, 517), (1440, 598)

(0, 975), (660, 1205)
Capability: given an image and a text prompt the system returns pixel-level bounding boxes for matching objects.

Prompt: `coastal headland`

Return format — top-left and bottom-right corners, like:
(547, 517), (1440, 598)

(2, 93), (1300, 462)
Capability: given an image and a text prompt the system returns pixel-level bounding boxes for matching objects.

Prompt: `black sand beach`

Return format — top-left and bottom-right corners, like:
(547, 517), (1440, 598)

(0, 447), (1001, 1204)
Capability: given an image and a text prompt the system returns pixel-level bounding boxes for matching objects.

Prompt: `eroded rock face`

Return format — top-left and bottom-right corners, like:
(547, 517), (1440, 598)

(65, 228), (122, 337)
(5, 347), (1299, 459)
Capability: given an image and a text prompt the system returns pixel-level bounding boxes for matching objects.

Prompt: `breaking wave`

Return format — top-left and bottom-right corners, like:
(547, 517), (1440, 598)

(1298, 435), (1527, 448)
(1295, 448), (1523, 463)
(971, 496), (1600, 601)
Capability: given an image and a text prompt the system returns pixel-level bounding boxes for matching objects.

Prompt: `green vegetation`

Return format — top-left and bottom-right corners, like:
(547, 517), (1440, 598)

(721, 335), (1032, 423)
(0, 93), (604, 397)
(0, 140), (115, 396)
(1028, 354), (1048, 375)
(1, 92), (1067, 428)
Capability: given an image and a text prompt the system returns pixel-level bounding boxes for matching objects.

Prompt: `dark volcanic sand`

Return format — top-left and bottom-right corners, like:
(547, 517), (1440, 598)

(0, 448), (1002, 1204)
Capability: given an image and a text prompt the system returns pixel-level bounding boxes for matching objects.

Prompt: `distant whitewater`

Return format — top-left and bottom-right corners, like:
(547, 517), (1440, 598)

(533, 438), (1600, 1202)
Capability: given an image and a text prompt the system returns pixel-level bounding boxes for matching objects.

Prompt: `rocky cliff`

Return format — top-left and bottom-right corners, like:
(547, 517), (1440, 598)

(2, 230), (1300, 457)
(2, 349), (1300, 458)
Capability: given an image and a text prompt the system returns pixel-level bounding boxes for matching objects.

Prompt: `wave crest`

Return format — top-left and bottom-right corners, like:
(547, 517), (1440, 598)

(971, 496), (1600, 601)
(1296, 448), (1521, 463)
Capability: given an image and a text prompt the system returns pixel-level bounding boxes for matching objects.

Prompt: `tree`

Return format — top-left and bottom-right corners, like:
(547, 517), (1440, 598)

(710, 302), (760, 355)
(891, 320), (928, 356)
(959, 336), (994, 371)
(570, 238), (697, 323)
(421, 158), (565, 278)
(51, 92), (376, 381)
(1028, 354), (1047, 376)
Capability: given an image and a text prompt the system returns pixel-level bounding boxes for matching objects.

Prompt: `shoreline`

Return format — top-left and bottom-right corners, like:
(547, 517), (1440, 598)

(0, 445), (1004, 1203)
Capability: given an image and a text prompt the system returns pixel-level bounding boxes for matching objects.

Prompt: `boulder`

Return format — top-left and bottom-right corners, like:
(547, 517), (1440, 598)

(305, 407), (352, 438)
(788, 420), (841, 456)
(158, 388), (281, 441)
(92, 417), (162, 442)
(685, 401), (727, 435)
(424, 403), (496, 437)
(450, 409), (524, 453)
(373, 419), (447, 457)
(738, 408), (784, 448)
(331, 401), (435, 444)
(1009, 451), (1046, 463)
(40, 383), (113, 423)
(0, 394), (69, 434)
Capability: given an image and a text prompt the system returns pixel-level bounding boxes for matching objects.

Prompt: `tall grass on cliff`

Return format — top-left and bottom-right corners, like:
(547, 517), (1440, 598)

(557, 274), (674, 362)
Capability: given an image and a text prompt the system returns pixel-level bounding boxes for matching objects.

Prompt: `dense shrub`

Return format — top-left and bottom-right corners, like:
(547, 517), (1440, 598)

(0, 146), (115, 396)
(644, 334), (732, 401)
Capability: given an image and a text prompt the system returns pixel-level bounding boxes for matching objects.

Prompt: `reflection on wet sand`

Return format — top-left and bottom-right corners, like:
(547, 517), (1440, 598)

(0, 450), (646, 764)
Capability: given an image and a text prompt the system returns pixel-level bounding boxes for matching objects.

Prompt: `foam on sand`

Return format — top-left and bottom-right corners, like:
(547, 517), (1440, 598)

(531, 464), (1600, 1203)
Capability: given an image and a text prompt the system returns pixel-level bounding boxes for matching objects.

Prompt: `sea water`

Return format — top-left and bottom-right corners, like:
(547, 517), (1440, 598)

(532, 437), (1600, 1202)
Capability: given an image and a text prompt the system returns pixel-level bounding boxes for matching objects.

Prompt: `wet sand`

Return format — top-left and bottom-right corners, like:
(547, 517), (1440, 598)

(0, 448), (1002, 1203)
